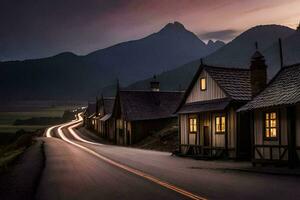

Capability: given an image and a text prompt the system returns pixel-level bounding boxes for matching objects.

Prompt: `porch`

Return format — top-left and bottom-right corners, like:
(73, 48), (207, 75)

(252, 144), (300, 166)
(179, 144), (232, 159)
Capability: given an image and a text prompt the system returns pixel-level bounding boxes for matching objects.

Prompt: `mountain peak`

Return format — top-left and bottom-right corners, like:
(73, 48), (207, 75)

(207, 40), (214, 46)
(206, 40), (225, 52)
(53, 52), (77, 58)
(161, 21), (187, 32)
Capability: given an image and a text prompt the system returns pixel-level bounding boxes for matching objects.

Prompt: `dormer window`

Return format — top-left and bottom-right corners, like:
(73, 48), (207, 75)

(200, 77), (206, 91)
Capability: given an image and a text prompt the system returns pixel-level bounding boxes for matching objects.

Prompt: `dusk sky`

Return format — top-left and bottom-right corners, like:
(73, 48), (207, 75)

(1, 0), (299, 61)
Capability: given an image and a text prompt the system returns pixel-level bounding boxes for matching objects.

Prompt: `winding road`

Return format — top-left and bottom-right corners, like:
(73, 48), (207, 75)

(37, 114), (300, 200)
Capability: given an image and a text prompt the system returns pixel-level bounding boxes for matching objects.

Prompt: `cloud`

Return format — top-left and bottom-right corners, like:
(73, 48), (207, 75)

(198, 29), (240, 41)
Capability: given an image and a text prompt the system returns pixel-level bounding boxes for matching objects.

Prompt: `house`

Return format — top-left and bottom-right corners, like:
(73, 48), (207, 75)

(83, 97), (116, 141)
(176, 52), (269, 159)
(238, 63), (300, 166)
(95, 97), (115, 141)
(112, 78), (184, 145)
(83, 102), (96, 129)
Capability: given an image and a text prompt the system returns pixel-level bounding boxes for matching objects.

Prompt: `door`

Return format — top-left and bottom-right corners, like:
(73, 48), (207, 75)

(204, 126), (210, 146)
(237, 112), (251, 159)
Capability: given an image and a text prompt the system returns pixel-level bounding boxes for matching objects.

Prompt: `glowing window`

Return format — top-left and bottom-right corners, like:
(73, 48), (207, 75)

(215, 115), (226, 133)
(265, 112), (278, 139)
(200, 78), (206, 91)
(189, 118), (197, 133)
(117, 119), (123, 129)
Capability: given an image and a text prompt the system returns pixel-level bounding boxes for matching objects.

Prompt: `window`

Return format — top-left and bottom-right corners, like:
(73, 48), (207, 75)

(189, 117), (197, 133)
(117, 119), (123, 129)
(264, 112), (278, 140)
(215, 115), (226, 133)
(200, 77), (206, 91)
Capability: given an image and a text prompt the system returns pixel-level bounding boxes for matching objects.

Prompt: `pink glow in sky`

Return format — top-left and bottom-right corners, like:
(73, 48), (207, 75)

(104, 0), (300, 43)
(1, 0), (300, 60)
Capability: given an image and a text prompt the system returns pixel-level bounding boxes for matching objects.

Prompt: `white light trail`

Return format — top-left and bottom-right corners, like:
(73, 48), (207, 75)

(53, 113), (207, 200)
(45, 124), (61, 138)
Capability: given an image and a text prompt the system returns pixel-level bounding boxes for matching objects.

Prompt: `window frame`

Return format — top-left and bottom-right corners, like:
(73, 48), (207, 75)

(200, 77), (207, 91)
(215, 113), (226, 134)
(263, 111), (279, 141)
(188, 116), (198, 134)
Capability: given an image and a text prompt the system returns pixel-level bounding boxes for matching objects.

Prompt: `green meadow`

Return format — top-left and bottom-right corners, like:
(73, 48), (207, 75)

(0, 105), (81, 133)
(0, 103), (85, 170)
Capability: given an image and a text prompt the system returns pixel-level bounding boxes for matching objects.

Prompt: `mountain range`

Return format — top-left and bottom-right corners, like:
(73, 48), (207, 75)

(0, 22), (224, 101)
(1, 22), (300, 101)
(128, 25), (300, 91)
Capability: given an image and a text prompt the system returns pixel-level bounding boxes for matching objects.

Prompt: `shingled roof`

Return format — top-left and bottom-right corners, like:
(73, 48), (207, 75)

(118, 90), (184, 121)
(176, 64), (251, 113)
(177, 98), (231, 114)
(204, 66), (251, 101)
(239, 64), (300, 111)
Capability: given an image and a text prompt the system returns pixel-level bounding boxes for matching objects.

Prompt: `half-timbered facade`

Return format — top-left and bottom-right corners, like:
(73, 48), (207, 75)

(176, 51), (270, 159)
(239, 63), (300, 166)
(176, 65), (253, 159)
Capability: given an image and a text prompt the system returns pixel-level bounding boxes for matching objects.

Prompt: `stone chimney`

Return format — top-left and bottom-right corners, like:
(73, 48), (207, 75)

(150, 75), (160, 92)
(250, 51), (267, 97)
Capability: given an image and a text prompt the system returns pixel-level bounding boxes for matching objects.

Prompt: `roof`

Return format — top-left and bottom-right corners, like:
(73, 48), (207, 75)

(88, 113), (96, 119)
(176, 64), (251, 112)
(239, 64), (300, 111)
(177, 98), (231, 114)
(85, 103), (96, 117)
(118, 90), (184, 121)
(100, 114), (112, 121)
(204, 66), (251, 101)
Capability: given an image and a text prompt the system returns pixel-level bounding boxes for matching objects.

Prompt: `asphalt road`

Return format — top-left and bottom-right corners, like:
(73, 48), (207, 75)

(37, 115), (300, 200)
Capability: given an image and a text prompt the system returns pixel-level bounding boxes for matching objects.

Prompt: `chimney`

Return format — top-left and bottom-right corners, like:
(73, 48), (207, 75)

(150, 75), (160, 92)
(297, 21), (300, 31)
(250, 50), (268, 97)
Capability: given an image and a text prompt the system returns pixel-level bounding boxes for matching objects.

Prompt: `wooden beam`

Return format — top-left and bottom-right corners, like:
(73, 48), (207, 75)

(255, 147), (264, 159)
(287, 106), (296, 168)
(225, 111), (229, 157)
(236, 112), (240, 159)
(279, 147), (288, 161)
(210, 113), (213, 157)
(178, 115), (182, 153)
(250, 112), (255, 165)
(278, 109), (282, 160)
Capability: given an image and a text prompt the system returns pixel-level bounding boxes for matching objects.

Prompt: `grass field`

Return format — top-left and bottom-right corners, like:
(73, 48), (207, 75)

(0, 105), (82, 133)
(0, 147), (25, 170)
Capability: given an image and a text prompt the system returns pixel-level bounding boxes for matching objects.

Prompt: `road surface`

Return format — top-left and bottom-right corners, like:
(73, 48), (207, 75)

(37, 114), (300, 200)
